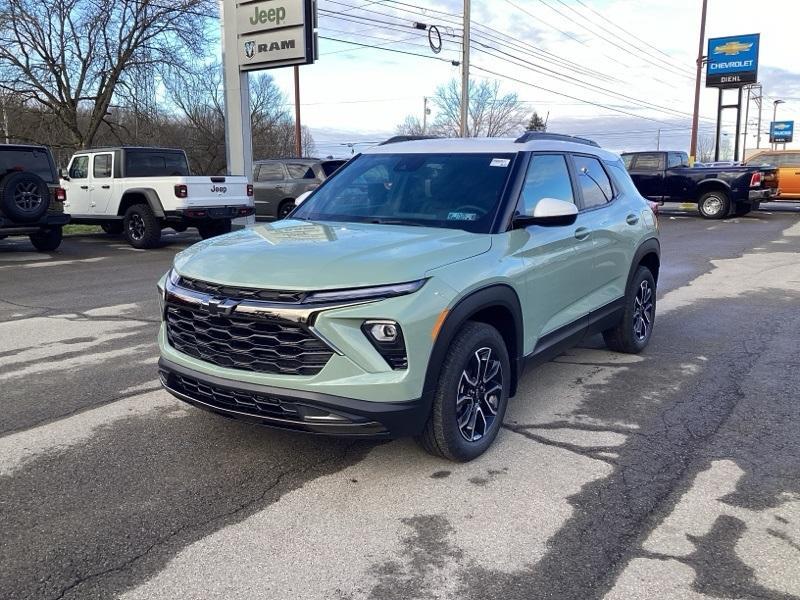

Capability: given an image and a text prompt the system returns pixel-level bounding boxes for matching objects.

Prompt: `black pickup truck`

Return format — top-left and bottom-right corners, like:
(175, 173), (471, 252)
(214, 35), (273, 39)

(621, 151), (778, 219)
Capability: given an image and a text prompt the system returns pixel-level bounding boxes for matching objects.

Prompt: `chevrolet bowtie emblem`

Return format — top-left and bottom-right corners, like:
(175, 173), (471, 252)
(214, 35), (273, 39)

(714, 41), (753, 56)
(203, 297), (238, 316)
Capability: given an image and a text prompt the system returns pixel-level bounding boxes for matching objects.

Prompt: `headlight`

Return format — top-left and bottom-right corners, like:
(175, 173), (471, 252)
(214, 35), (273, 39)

(168, 268), (181, 286)
(304, 279), (426, 304)
(362, 320), (407, 369)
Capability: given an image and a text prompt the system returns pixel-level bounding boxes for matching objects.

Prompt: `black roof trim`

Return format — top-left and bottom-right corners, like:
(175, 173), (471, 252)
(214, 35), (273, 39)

(379, 135), (440, 146)
(75, 146), (186, 153)
(514, 132), (599, 147)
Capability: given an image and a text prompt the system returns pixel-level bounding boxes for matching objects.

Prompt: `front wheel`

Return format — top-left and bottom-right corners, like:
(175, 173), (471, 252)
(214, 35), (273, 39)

(698, 190), (730, 219)
(29, 226), (63, 252)
(123, 203), (161, 249)
(603, 266), (656, 354)
(418, 322), (510, 462)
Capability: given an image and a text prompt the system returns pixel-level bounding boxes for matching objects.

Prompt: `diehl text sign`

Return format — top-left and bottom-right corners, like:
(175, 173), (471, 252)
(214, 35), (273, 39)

(706, 33), (760, 88)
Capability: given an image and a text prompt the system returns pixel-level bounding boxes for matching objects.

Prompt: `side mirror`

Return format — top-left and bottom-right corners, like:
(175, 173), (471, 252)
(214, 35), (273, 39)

(513, 197), (578, 228)
(295, 190), (313, 205)
(59, 168), (70, 181)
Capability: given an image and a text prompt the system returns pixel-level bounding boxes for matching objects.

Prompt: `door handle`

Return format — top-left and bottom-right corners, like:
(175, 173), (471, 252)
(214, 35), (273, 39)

(626, 214), (640, 225)
(574, 227), (591, 241)
(101, 185), (110, 189)
(80, 185), (89, 190)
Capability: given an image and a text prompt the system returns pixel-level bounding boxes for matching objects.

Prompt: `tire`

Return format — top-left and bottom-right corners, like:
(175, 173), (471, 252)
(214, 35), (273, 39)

(0, 172), (50, 223)
(101, 222), (124, 235)
(603, 266), (656, 354)
(197, 219), (232, 240)
(418, 322), (511, 462)
(123, 203), (161, 249)
(29, 226), (63, 252)
(697, 190), (730, 219)
(277, 200), (295, 220)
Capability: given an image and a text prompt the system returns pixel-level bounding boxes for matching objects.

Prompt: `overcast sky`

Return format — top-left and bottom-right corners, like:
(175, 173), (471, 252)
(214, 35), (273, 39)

(260, 0), (800, 157)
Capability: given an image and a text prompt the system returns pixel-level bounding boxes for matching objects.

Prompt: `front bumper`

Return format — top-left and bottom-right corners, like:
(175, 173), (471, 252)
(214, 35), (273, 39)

(159, 357), (428, 438)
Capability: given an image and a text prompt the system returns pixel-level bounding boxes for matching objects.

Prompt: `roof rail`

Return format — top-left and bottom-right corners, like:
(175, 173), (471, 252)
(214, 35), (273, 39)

(379, 135), (440, 146)
(514, 131), (599, 147)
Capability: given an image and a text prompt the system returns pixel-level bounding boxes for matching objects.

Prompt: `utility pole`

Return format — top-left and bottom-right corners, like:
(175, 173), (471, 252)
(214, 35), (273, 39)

(294, 65), (302, 157)
(772, 99), (784, 150)
(460, 0), (470, 138)
(742, 86), (750, 160)
(423, 96), (429, 134)
(0, 93), (9, 144)
(753, 84), (763, 149)
(656, 128), (661, 150)
(689, 0), (708, 163)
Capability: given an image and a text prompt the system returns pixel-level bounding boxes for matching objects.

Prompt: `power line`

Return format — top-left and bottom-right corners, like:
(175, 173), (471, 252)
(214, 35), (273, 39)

(320, 36), (459, 63)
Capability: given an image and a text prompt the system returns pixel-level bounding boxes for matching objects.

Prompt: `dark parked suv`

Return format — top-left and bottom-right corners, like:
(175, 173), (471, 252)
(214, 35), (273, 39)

(253, 158), (347, 219)
(0, 144), (68, 251)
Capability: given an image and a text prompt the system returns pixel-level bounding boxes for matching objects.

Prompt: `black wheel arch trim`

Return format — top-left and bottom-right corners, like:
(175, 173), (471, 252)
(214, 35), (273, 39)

(119, 188), (166, 218)
(423, 283), (524, 401)
(628, 237), (661, 289)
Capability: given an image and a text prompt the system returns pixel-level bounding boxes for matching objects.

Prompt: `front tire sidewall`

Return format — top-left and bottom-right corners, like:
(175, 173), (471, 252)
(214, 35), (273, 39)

(123, 204), (161, 249)
(698, 191), (730, 219)
(422, 323), (511, 462)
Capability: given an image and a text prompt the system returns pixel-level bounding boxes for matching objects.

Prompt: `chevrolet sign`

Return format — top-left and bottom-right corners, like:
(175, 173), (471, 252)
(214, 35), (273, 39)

(770, 121), (794, 144)
(706, 33), (760, 88)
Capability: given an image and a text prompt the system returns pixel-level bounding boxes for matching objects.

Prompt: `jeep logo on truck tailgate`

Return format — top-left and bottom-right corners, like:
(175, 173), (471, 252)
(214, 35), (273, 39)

(211, 185), (228, 194)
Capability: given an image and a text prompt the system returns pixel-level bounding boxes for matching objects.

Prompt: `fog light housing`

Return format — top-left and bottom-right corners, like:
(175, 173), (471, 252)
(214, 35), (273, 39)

(362, 320), (407, 369)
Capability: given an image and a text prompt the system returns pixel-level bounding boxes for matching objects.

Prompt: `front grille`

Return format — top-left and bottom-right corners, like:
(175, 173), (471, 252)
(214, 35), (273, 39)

(165, 303), (333, 376)
(178, 276), (307, 304)
(169, 373), (301, 419)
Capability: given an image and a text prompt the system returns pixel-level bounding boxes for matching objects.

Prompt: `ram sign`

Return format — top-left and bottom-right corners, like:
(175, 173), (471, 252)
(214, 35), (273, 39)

(706, 33), (760, 88)
(236, 0), (317, 71)
(770, 121), (794, 144)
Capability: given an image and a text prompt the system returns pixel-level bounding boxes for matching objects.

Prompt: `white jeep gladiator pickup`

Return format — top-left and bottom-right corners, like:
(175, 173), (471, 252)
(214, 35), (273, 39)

(61, 147), (254, 248)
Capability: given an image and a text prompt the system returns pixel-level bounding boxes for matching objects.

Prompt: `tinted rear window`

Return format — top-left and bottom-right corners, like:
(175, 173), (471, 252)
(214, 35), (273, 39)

(125, 151), (190, 177)
(0, 148), (55, 183)
(321, 160), (347, 177)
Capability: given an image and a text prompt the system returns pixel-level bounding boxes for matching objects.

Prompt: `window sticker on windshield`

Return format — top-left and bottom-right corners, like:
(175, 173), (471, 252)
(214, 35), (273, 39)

(490, 158), (511, 167)
(447, 212), (478, 221)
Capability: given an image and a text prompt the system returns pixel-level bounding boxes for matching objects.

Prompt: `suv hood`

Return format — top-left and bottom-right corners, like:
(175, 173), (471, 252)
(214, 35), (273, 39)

(174, 220), (491, 290)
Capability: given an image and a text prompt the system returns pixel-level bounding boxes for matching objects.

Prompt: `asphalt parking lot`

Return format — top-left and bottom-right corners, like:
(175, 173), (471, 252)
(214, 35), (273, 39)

(2, 203), (800, 600)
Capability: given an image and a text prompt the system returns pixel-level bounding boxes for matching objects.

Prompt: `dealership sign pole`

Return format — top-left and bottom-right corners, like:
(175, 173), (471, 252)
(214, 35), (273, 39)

(706, 33), (760, 162)
(220, 0), (317, 214)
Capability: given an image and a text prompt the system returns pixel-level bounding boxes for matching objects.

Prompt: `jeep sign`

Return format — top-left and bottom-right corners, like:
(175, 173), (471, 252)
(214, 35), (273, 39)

(235, 0), (317, 71)
(237, 0), (305, 35)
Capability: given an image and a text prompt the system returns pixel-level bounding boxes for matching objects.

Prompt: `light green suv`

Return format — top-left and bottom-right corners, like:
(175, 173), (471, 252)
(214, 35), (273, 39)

(157, 133), (660, 461)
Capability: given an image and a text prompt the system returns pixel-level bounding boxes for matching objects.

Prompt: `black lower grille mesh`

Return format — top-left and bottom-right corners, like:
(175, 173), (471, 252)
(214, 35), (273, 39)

(166, 303), (333, 376)
(170, 373), (300, 418)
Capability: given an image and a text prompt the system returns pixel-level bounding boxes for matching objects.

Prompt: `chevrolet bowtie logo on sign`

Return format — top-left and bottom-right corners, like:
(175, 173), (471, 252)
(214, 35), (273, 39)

(706, 33), (760, 89)
(770, 121), (794, 144)
(714, 41), (754, 56)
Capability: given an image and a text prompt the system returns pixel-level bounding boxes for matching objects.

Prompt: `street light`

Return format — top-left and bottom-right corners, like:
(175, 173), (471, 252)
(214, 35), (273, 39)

(772, 99), (785, 149)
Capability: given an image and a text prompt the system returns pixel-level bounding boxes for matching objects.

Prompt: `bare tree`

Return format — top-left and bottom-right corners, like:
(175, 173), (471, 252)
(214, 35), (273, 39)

(430, 79), (528, 137)
(395, 115), (425, 136)
(697, 133), (715, 163)
(0, 0), (215, 149)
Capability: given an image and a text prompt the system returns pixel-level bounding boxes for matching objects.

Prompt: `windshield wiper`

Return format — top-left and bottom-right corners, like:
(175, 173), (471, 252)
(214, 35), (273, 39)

(369, 218), (426, 227)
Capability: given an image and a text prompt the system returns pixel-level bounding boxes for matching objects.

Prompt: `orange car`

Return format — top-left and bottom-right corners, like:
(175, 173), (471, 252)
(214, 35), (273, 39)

(745, 150), (800, 199)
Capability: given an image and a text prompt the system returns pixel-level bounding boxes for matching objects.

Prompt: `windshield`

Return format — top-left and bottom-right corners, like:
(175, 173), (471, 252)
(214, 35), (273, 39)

(292, 153), (515, 233)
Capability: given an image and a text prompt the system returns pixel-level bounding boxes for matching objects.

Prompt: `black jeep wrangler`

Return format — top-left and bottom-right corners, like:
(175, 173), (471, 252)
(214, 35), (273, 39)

(0, 144), (69, 251)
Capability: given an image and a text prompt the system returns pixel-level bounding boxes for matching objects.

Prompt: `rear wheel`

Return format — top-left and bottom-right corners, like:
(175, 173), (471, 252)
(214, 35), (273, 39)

(29, 226), (62, 252)
(123, 203), (161, 249)
(603, 266), (656, 354)
(698, 190), (730, 219)
(418, 322), (510, 462)
(277, 200), (295, 220)
(101, 222), (123, 235)
(197, 219), (232, 240)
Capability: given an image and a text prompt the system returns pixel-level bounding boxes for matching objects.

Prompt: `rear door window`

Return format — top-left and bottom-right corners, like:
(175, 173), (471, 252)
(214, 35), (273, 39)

(93, 154), (113, 178)
(286, 164), (315, 179)
(256, 163), (286, 181)
(0, 148), (56, 183)
(632, 153), (663, 170)
(69, 155), (90, 179)
(667, 153), (684, 168)
(573, 155), (614, 209)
